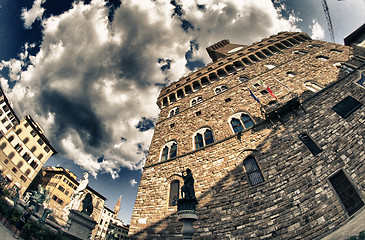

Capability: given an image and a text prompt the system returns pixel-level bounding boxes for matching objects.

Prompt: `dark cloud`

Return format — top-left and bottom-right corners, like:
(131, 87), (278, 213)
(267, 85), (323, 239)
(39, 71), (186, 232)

(41, 90), (110, 148)
(97, 155), (104, 163)
(136, 117), (155, 132)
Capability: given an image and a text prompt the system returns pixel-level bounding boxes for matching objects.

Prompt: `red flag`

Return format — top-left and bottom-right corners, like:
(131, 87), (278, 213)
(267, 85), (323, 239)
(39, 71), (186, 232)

(266, 86), (277, 100)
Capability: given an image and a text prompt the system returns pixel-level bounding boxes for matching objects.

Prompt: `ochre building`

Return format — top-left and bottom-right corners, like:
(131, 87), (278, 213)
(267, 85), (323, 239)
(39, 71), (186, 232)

(0, 89), (56, 195)
(129, 31), (365, 239)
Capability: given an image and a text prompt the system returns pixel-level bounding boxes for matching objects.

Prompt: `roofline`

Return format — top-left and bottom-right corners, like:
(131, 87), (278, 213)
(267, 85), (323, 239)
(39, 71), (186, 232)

(0, 87), (21, 124)
(344, 23), (365, 46)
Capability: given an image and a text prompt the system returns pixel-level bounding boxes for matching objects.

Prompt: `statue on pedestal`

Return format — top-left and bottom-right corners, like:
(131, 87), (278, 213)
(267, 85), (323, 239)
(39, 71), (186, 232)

(181, 168), (196, 199)
(65, 172), (89, 211)
(81, 193), (93, 216)
(177, 168), (198, 240)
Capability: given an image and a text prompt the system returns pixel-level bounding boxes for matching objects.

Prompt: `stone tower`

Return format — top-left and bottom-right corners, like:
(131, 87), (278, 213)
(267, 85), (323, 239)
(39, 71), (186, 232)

(129, 31), (365, 239)
(114, 194), (121, 219)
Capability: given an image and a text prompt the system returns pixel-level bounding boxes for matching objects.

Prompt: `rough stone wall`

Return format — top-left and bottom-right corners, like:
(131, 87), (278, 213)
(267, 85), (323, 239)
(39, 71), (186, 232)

(129, 32), (365, 239)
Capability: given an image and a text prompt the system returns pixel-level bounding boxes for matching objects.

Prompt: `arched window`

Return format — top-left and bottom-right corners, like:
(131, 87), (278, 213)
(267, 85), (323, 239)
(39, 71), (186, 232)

(243, 157), (264, 186)
(0, 142), (6, 150)
(169, 107), (180, 117)
(214, 85), (228, 95)
(194, 128), (215, 149)
(38, 153), (43, 160)
(25, 169), (31, 176)
(8, 152), (14, 159)
(30, 146), (36, 152)
(23, 137), (29, 144)
(7, 136), (14, 142)
(191, 96), (203, 106)
(17, 161), (23, 168)
(15, 129), (22, 135)
(160, 141), (178, 161)
(230, 113), (255, 133)
(169, 180), (180, 206)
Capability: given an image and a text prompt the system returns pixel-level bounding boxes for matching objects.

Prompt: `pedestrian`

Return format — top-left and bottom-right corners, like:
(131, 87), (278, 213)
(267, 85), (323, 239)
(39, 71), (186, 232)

(14, 207), (32, 239)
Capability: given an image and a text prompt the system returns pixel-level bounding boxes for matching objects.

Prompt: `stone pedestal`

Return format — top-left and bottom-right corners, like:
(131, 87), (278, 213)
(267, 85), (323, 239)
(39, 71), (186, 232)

(177, 198), (198, 240)
(178, 210), (198, 240)
(61, 210), (96, 240)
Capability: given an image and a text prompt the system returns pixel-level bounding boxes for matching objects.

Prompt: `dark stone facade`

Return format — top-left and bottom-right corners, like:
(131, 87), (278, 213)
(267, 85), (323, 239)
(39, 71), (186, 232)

(129, 32), (365, 239)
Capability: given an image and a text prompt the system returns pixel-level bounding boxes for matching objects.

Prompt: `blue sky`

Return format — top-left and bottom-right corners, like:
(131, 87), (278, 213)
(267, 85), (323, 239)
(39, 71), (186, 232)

(0, 0), (364, 224)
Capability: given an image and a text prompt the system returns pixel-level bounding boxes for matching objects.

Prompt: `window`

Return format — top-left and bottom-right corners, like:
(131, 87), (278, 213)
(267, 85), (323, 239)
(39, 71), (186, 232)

(191, 96), (203, 106)
(23, 137), (29, 144)
(0, 142), (7, 150)
(15, 143), (23, 153)
(8, 152), (14, 159)
(7, 135), (14, 142)
(3, 105), (9, 112)
(24, 122), (29, 127)
(44, 146), (50, 153)
(225, 98), (231, 103)
(25, 169), (31, 176)
(30, 161), (38, 170)
(169, 107), (179, 117)
(243, 157), (264, 186)
(195, 111), (201, 116)
(30, 146), (36, 152)
(37, 138), (44, 146)
(160, 141), (178, 161)
(38, 153), (43, 160)
(214, 85), (228, 94)
(230, 113), (255, 133)
(169, 180), (180, 206)
(30, 130), (36, 137)
(298, 133), (322, 156)
(304, 82), (323, 92)
(12, 167), (17, 173)
(58, 185), (65, 192)
(20, 175), (27, 182)
(316, 55), (329, 61)
(287, 71), (295, 77)
(1, 118), (6, 123)
(23, 153), (31, 161)
(332, 96), (362, 118)
(329, 170), (364, 216)
(194, 128), (214, 149)
(260, 89), (269, 95)
(16, 161), (23, 168)
(15, 129), (22, 135)
(239, 76), (249, 83)
(355, 73), (365, 88)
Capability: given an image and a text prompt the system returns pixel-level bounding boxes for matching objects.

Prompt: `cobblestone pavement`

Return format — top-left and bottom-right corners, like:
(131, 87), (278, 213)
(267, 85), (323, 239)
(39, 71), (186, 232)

(0, 222), (21, 240)
(322, 208), (365, 240)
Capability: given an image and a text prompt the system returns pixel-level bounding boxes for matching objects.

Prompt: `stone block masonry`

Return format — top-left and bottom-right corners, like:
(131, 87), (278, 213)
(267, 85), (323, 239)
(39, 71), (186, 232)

(129, 31), (365, 239)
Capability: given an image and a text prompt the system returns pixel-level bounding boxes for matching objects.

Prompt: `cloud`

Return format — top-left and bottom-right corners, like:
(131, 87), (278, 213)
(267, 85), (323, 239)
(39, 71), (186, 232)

(21, 0), (46, 29)
(1, 0), (299, 179)
(310, 20), (325, 40)
(129, 179), (138, 187)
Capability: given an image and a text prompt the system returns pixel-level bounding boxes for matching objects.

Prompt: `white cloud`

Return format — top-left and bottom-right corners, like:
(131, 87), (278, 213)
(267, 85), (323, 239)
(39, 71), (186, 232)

(1, 0), (299, 179)
(129, 179), (138, 187)
(21, 0), (46, 29)
(310, 20), (325, 40)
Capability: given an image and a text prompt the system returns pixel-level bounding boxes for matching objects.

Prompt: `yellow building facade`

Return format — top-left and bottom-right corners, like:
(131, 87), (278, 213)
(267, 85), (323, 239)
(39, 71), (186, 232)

(0, 88), (56, 195)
